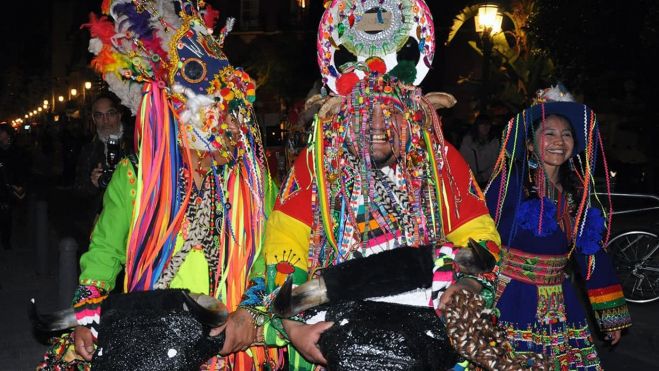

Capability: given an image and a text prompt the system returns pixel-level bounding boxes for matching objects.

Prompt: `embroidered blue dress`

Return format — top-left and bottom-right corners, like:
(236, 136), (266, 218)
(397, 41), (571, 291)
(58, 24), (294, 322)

(486, 165), (631, 371)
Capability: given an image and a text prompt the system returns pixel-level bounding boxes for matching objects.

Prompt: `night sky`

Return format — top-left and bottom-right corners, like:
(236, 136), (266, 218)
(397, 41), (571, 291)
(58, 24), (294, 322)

(1, 0), (657, 121)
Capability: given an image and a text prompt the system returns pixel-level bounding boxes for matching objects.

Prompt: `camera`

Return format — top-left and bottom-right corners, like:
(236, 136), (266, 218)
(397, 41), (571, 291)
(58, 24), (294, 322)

(98, 136), (123, 189)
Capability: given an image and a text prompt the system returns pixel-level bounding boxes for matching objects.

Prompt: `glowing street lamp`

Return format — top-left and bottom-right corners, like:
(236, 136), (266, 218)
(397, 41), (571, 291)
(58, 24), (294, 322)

(58, 95), (65, 102)
(38, 107), (43, 112)
(43, 99), (49, 106)
(85, 81), (92, 90)
(474, 4), (503, 35)
(474, 3), (503, 112)
(70, 88), (78, 97)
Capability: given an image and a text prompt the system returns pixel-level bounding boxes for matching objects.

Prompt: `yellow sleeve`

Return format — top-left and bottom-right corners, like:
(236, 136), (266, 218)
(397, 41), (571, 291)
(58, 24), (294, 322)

(446, 214), (501, 262)
(264, 210), (312, 290)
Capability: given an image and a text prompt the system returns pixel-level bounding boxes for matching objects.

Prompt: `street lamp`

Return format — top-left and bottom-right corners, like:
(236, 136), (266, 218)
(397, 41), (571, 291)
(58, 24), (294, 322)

(38, 107), (43, 112)
(58, 95), (65, 102)
(70, 88), (78, 97)
(84, 81), (92, 90)
(475, 4), (503, 34)
(474, 3), (503, 112)
(43, 99), (49, 106)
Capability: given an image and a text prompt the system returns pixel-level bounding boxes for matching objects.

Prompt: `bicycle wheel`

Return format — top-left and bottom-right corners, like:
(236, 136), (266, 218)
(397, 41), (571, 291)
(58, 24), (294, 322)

(606, 230), (659, 303)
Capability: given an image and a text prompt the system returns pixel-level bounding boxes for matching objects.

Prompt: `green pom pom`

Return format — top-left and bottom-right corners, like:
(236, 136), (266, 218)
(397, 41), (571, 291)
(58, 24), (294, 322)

(388, 60), (417, 84)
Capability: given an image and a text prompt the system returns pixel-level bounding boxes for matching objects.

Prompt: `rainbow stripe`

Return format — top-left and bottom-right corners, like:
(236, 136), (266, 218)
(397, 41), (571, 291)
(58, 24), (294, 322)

(312, 115), (339, 252)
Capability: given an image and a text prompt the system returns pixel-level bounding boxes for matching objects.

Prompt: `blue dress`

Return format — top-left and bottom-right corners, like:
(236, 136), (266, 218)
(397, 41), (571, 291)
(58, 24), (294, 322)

(486, 164), (631, 371)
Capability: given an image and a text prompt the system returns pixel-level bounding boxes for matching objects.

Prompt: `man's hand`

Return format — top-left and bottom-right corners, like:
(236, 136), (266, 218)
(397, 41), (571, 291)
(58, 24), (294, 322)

(218, 308), (257, 355)
(90, 163), (103, 188)
(438, 278), (482, 311)
(605, 330), (622, 345)
(283, 319), (333, 365)
(73, 326), (95, 361)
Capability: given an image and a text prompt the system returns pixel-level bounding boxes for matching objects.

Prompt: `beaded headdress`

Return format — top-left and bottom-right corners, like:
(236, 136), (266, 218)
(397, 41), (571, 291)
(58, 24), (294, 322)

(318, 0), (435, 95)
(83, 0), (269, 298)
(307, 0), (461, 272)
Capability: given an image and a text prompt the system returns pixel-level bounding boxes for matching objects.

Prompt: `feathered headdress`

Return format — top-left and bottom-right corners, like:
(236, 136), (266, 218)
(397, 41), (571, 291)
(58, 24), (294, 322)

(82, 1), (268, 305)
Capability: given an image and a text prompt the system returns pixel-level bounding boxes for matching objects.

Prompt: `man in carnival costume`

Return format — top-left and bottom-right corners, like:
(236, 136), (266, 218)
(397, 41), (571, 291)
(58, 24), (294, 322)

(262, 1), (503, 369)
(37, 1), (281, 370)
(485, 85), (631, 370)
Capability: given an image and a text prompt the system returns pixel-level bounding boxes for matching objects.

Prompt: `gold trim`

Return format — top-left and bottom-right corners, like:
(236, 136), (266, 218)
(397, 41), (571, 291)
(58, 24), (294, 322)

(181, 57), (207, 84)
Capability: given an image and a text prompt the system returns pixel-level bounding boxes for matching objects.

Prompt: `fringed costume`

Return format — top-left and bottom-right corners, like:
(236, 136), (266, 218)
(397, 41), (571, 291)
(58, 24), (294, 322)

(262, 1), (502, 369)
(485, 86), (632, 371)
(37, 1), (281, 370)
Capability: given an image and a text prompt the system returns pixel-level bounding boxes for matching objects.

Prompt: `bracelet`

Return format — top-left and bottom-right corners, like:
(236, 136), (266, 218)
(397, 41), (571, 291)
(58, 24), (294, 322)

(239, 306), (269, 328)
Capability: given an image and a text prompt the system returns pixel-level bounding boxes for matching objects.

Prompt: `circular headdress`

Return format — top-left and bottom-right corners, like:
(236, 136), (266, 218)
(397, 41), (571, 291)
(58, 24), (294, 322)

(317, 0), (435, 95)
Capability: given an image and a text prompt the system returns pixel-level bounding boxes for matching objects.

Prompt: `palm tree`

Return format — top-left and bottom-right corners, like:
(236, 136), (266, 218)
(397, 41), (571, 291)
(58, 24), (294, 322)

(445, 0), (554, 111)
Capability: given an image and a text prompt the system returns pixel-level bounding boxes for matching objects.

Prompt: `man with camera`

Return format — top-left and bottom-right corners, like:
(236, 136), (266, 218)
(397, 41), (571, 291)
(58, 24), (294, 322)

(73, 93), (132, 242)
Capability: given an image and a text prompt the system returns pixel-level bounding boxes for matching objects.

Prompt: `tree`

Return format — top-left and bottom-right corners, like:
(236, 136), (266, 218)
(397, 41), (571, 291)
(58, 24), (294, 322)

(445, 0), (555, 111)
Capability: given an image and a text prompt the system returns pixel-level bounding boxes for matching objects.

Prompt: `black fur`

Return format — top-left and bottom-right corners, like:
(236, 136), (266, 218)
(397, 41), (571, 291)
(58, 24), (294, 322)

(322, 245), (435, 302)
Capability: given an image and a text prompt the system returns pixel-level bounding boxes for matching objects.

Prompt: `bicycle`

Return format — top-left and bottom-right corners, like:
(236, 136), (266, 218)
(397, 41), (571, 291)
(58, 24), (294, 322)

(599, 193), (659, 303)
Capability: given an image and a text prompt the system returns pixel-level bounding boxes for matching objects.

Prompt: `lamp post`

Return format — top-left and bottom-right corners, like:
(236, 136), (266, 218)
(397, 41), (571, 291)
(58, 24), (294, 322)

(474, 3), (502, 113)
(84, 81), (92, 102)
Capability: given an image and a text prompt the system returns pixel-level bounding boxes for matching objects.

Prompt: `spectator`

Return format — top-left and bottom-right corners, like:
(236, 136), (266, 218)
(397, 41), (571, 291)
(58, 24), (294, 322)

(459, 114), (500, 188)
(72, 93), (132, 243)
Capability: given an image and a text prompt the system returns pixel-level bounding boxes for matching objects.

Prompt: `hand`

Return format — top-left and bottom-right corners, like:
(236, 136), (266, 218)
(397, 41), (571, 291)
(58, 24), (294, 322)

(605, 330), (622, 345)
(283, 319), (333, 365)
(73, 326), (95, 361)
(90, 163), (103, 188)
(438, 278), (482, 311)
(218, 308), (257, 355)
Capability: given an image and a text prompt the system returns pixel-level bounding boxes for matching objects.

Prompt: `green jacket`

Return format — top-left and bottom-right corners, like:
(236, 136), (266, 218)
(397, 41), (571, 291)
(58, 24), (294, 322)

(79, 157), (278, 296)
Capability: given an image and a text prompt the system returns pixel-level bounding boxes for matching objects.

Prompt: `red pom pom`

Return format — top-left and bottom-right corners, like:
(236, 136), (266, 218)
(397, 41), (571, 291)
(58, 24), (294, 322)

(366, 57), (387, 75)
(336, 72), (360, 96)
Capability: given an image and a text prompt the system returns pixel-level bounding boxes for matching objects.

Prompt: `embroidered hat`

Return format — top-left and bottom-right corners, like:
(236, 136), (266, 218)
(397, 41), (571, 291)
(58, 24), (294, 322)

(317, 0), (436, 95)
(504, 85), (598, 159)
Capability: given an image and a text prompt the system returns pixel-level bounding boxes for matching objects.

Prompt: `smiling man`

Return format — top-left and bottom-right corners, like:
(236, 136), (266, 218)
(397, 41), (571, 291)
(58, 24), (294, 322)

(262, 1), (501, 369)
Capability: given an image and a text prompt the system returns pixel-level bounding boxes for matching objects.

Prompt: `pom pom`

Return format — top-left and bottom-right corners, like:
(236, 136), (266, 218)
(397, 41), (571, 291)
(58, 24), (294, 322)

(203, 4), (221, 31)
(515, 197), (558, 237)
(388, 60), (417, 84)
(336, 72), (360, 96)
(576, 207), (606, 254)
(365, 57), (386, 75)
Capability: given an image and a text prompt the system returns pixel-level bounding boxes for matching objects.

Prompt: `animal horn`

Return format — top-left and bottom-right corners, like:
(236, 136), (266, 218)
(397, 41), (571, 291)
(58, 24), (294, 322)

(317, 96), (344, 120)
(184, 292), (229, 327)
(454, 238), (496, 275)
(423, 92), (457, 110)
(29, 298), (78, 332)
(271, 276), (329, 318)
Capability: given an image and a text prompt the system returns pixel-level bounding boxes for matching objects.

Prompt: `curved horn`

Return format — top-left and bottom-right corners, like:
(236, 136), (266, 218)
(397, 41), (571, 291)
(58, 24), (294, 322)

(271, 276), (329, 318)
(184, 292), (229, 327)
(29, 298), (78, 332)
(317, 96), (344, 120)
(424, 92), (457, 110)
(454, 238), (496, 275)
